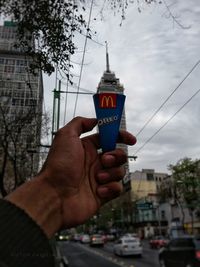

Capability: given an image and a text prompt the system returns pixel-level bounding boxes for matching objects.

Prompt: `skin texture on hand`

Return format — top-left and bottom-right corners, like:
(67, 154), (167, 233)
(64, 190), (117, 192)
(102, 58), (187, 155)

(6, 117), (136, 238)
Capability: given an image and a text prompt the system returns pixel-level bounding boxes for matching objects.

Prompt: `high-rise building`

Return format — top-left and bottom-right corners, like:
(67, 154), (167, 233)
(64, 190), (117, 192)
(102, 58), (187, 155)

(96, 49), (133, 230)
(96, 48), (130, 191)
(0, 21), (43, 194)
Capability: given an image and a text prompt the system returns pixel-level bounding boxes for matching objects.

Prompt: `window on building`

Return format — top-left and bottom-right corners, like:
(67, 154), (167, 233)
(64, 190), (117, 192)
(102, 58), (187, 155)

(161, 210), (165, 220)
(25, 99), (37, 107)
(5, 59), (15, 65)
(152, 209), (156, 220)
(16, 60), (27, 66)
(147, 173), (154, 181)
(12, 98), (24, 106)
(0, 65), (4, 72)
(4, 65), (14, 73)
(0, 58), (4, 64)
(0, 42), (9, 50)
(15, 66), (26, 73)
(0, 81), (5, 87)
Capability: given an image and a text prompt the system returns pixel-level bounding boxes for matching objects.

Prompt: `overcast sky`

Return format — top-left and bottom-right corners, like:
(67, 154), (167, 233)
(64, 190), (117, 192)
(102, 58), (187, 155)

(44, 0), (200, 174)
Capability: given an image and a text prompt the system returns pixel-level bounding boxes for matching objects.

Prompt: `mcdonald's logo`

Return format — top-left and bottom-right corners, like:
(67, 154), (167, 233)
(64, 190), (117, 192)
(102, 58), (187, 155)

(99, 93), (117, 108)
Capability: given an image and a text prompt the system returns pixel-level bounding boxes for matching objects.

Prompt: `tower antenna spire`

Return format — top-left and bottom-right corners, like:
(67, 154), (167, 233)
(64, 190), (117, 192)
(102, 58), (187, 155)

(105, 41), (110, 72)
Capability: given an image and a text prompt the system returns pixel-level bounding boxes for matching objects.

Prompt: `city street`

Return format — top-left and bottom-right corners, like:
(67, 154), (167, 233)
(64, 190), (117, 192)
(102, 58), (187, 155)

(57, 240), (159, 267)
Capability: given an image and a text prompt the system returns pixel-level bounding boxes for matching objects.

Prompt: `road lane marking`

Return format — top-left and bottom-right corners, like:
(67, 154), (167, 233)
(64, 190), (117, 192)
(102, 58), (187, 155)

(76, 243), (135, 267)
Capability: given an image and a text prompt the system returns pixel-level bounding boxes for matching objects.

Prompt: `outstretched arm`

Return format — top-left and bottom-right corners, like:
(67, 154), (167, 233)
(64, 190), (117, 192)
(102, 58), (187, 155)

(6, 117), (136, 238)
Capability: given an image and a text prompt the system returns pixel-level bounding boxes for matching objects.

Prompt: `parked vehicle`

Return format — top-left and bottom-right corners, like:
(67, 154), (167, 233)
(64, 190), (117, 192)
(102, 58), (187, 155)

(123, 233), (141, 242)
(159, 236), (200, 267)
(80, 234), (90, 243)
(73, 233), (82, 242)
(102, 234), (115, 243)
(90, 234), (104, 247)
(113, 237), (142, 257)
(55, 230), (69, 241)
(149, 236), (169, 249)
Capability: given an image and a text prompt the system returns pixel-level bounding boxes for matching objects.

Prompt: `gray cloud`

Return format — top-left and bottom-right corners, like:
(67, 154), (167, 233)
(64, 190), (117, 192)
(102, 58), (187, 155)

(44, 0), (200, 173)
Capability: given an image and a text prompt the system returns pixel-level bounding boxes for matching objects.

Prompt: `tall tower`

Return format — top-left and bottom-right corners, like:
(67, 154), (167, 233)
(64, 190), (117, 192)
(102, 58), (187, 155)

(97, 45), (131, 192)
(0, 21), (43, 194)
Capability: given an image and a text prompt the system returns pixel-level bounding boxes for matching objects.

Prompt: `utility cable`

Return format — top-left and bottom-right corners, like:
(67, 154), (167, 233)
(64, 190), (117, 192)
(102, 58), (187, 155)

(60, 80), (95, 94)
(133, 88), (200, 156)
(76, 30), (105, 47)
(135, 59), (200, 137)
(73, 0), (94, 118)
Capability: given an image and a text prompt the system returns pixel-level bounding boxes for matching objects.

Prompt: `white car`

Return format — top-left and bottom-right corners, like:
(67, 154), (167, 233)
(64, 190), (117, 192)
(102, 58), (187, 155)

(122, 233), (141, 242)
(80, 234), (90, 243)
(90, 234), (104, 246)
(113, 237), (142, 257)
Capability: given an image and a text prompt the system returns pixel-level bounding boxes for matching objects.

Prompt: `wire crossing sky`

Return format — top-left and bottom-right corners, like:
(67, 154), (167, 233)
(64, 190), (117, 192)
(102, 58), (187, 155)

(44, 0), (200, 173)
(133, 88), (200, 156)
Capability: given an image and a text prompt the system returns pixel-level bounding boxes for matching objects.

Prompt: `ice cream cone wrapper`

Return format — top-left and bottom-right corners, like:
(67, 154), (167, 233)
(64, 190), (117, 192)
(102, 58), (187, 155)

(93, 93), (126, 152)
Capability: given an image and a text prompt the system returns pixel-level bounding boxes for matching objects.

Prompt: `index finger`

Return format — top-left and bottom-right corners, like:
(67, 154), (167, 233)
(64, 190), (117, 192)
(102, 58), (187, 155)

(82, 130), (136, 150)
(117, 130), (137, 146)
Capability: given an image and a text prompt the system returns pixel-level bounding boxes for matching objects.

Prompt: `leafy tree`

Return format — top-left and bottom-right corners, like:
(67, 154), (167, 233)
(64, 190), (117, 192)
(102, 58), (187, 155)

(168, 158), (200, 233)
(0, 97), (41, 196)
(0, 102), (52, 197)
(0, 0), (159, 78)
(0, 0), (88, 76)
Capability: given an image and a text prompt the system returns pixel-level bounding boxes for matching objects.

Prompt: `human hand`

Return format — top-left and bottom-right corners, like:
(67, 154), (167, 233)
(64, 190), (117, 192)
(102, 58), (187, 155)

(5, 116), (136, 237)
(40, 116), (136, 229)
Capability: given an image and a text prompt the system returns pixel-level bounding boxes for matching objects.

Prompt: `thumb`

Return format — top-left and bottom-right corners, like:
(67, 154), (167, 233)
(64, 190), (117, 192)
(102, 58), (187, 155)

(63, 117), (97, 137)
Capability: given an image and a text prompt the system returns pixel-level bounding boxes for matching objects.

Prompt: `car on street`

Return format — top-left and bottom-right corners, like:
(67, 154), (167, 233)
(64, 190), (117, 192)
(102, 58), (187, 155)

(158, 235), (200, 267)
(80, 234), (90, 244)
(72, 233), (82, 242)
(102, 234), (115, 243)
(123, 233), (141, 242)
(113, 237), (142, 257)
(149, 235), (169, 249)
(55, 230), (69, 241)
(90, 234), (104, 246)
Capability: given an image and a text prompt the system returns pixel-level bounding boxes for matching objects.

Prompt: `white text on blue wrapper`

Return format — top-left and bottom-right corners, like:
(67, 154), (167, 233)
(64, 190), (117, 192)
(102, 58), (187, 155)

(98, 115), (118, 126)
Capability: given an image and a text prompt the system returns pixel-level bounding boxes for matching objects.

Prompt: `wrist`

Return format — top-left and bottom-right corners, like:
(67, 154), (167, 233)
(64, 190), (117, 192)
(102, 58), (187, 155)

(5, 174), (63, 238)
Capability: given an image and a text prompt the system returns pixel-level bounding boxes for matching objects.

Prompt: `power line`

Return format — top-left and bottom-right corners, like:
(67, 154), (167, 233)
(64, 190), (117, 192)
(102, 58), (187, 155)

(58, 90), (93, 95)
(73, 0), (94, 118)
(133, 88), (200, 156)
(135, 59), (200, 137)
(60, 80), (95, 94)
(76, 30), (105, 47)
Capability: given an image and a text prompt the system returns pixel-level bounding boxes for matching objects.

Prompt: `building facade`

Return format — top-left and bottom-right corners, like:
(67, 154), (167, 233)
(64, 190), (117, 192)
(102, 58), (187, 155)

(130, 169), (168, 200)
(160, 175), (200, 237)
(0, 21), (43, 194)
(130, 169), (169, 238)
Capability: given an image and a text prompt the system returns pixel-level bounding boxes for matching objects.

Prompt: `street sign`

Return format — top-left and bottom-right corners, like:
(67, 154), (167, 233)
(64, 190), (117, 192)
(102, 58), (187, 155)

(136, 202), (153, 210)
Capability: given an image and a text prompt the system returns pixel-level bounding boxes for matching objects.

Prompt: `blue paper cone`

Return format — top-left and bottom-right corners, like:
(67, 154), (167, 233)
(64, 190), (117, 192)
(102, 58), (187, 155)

(93, 93), (126, 152)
